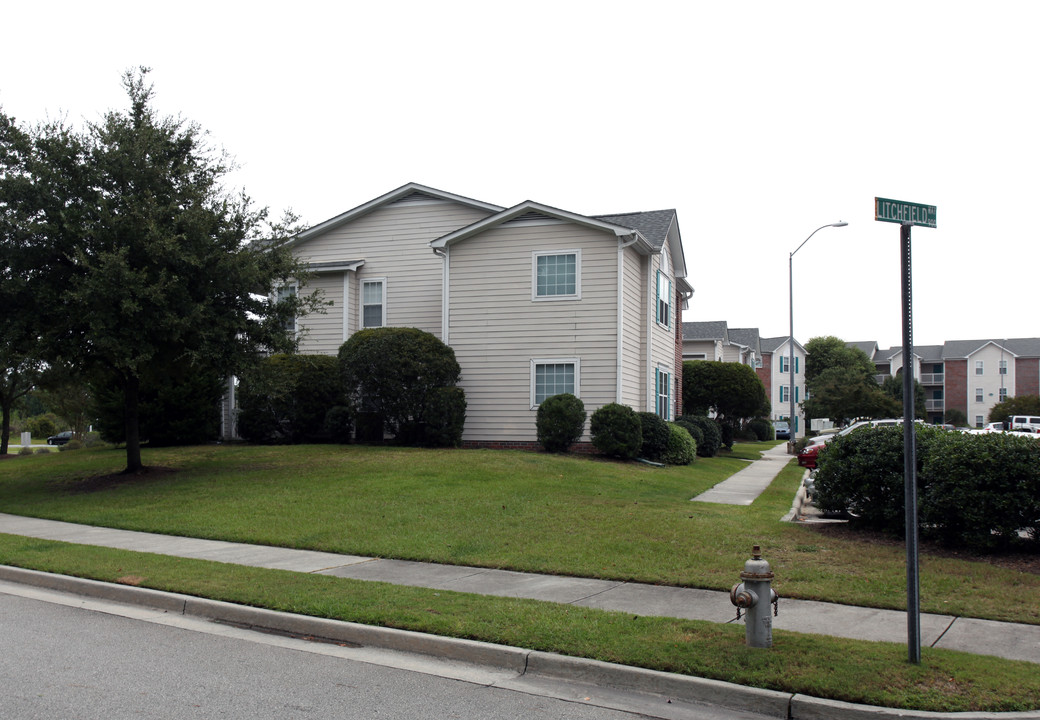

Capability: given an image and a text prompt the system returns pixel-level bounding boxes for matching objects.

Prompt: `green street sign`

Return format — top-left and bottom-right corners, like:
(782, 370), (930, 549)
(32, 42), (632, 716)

(875, 197), (936, 228)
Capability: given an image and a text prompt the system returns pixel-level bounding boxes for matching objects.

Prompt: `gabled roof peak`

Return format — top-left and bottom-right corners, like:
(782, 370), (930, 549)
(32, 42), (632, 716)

(295, 183), (503, 243)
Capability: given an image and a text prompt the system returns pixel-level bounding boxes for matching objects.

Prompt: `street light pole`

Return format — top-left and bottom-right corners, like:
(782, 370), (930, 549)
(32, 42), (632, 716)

(788, 222), (848, 452)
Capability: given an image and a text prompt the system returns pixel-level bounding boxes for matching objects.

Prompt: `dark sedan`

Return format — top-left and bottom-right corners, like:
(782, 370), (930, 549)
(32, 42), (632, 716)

(47, 431), (73, 446)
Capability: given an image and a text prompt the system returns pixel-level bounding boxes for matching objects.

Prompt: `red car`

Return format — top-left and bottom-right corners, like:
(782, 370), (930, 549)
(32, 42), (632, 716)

(797, 442), (822, 469)
(797, 418), (907, 470)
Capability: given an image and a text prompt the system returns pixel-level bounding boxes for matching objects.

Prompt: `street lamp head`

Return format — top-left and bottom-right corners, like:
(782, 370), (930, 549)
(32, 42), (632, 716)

(832, 221), (848, 228)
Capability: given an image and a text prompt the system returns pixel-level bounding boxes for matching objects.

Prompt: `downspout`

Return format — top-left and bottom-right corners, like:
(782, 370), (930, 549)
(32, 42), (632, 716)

(616, 233), (640, 403)
(433, 246), (449, 343)
(647, 254), (655, 412)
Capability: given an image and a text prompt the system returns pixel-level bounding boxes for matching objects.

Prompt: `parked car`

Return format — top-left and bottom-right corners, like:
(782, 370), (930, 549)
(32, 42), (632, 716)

(774, 421), (790, 440)
(47, 431), (73, 446)
(797, 418), (905, 469)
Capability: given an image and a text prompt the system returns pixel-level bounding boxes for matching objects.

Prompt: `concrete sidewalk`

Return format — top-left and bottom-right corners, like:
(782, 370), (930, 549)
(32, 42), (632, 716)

(1, 511), (1038, 665)
(691, 443), (792, 505)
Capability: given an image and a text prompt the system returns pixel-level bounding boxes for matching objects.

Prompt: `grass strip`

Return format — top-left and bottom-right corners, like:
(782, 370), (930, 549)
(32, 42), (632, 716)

(0, 533), (1037, 713)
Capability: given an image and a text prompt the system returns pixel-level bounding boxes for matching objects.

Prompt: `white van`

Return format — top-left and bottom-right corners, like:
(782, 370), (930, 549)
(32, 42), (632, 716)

(1008, 415), (1040, 432)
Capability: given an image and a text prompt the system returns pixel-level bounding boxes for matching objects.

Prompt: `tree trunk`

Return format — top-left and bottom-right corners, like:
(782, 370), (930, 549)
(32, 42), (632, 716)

(123, 374), (143, 473)
(1, 399), (11, 456)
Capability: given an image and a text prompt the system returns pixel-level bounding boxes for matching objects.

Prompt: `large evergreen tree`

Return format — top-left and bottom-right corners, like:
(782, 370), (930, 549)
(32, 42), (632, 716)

(8, 69), (321, 472)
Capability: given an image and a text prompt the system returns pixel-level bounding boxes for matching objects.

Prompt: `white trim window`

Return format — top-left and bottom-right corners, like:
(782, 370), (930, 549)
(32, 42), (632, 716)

(531, 358), (579, 407)
(779, 355), (789, 373)
(276, 284), (297, 334)
(999, 387), (1008, 402)
(361, 278), (386, 329)
(655, 367), (672, 420)
(975, 387), (984, 403)
(999, 360), (1008, 375)
(533, 250), (580, 301)
(975, 360), (984, 375)
(655, 270), (671, 328)
(780, 385), (790, 403)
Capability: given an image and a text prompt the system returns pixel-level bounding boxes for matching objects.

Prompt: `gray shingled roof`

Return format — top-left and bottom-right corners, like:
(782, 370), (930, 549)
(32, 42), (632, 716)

(846, 341), (879, 359)
(1003, 338), (1040, 357)
(594, 210), (676, 251)
(682, 321), (729, 341)
(941, 338), (1040, 358)
(915, 344), (945, 362)
(760, 336), (790, 353)
(728, 327), (761, 351)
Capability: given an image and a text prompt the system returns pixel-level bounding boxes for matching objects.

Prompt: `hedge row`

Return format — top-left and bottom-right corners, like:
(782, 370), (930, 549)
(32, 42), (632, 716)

(813, 425), (1040, 550)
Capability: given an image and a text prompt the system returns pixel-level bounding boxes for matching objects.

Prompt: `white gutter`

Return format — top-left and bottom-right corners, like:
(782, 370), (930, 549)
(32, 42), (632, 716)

(616, 233), (640, 403)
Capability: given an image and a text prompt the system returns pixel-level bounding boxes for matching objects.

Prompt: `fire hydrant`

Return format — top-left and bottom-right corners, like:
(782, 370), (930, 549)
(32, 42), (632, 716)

(729, 544), (779, 648)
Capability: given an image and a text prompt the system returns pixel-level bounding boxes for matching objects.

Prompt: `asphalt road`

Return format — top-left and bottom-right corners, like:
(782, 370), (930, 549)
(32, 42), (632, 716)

(0, 589), (772, 720)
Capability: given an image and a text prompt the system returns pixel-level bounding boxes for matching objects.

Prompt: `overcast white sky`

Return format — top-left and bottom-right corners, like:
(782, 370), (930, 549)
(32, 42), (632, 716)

(3, 1), (1036, 350)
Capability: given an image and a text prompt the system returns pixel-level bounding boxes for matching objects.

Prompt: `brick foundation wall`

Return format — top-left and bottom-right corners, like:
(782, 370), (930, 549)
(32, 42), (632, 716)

(945, 358), (968, 419)
(1016, 358), (1040, 396)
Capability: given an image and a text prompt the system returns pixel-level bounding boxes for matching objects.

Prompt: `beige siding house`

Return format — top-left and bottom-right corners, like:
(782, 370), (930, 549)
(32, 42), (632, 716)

(290, 184), (502, 351)
(289, 184), (691, 447)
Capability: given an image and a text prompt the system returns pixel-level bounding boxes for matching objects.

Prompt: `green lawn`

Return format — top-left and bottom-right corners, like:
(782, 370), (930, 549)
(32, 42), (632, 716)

(0, 442), (1035, 623)
(0, 442), (1038, 712)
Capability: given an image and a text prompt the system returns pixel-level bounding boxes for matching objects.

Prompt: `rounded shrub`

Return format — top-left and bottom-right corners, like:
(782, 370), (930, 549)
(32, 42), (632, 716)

(663, 423), (697, 465)
(637, 412), (670, 461)
(423, 386), (467, 448)
(920, 431), (1040, 550)
(536, 393), (586, 453)
(323, 405), (354, 444)
(590, 403), (642, 459)
(58, 439), (83, 452)
(678, 415), (722, 457)
(813, 425), (941, 536)
(23, 412), (62, 439)
(747, 418), (773, 441)
(18, 446), (34, 456)
(339, 327), (461, 445)
(238, 354), (345, 444)
(674, 420), (703, 448)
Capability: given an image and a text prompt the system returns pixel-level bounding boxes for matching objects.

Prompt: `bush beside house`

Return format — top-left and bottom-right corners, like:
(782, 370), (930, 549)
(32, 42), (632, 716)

(589, 403), (643, 459)
(536, 393), (586, 453)
(338, 327), (462, 446)
(237, 354), (344, 444)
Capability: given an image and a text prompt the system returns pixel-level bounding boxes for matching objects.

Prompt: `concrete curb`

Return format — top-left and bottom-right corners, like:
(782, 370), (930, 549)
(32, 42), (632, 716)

(2, 565), (1038, 720)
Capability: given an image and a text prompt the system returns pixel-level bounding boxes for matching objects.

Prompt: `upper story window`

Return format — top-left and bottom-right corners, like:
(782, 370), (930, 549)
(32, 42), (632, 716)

(975, 387), (984, 402)
(276, 284), (297, 333)
(533, 251), (580, 300)
(975, 360), (984, 375)
(656, 271), (671, 328)
(361, 278), (386, 328)
(999, 360), (1008, 375)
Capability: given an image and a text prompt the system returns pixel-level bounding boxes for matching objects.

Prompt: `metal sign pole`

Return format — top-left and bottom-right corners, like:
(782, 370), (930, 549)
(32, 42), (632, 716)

(901, 221), (921, 664)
